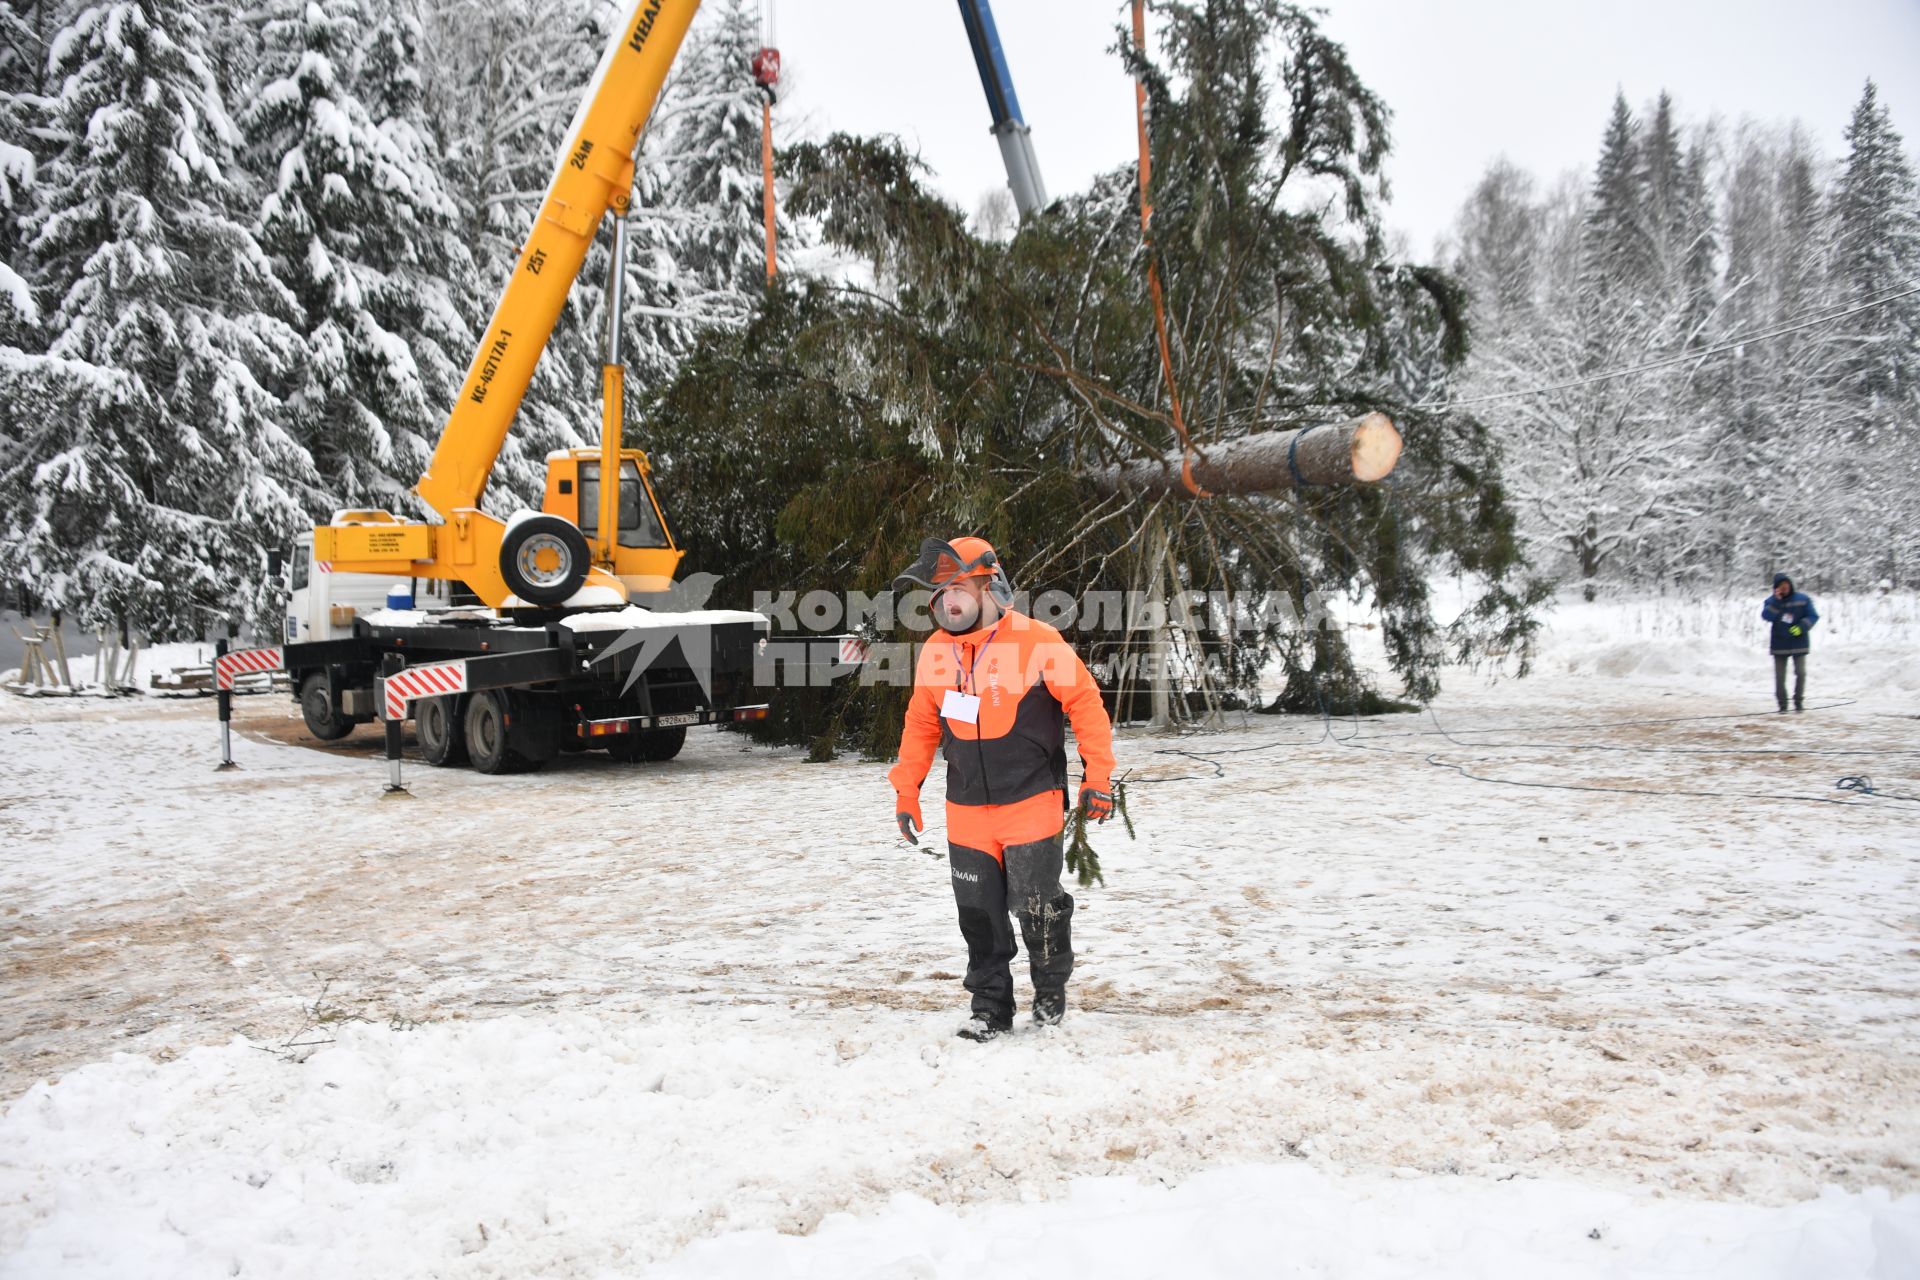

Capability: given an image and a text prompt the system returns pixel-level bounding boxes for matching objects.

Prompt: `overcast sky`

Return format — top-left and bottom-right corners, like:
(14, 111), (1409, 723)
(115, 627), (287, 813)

(773, 0), (1920, 258)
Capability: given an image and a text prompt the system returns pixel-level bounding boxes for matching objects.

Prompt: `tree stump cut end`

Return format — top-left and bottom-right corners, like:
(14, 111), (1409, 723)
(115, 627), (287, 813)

(1351, 412), (1402, 483)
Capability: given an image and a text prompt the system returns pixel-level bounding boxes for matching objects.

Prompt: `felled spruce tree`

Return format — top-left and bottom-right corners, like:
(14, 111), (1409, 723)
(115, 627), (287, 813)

(646, 0), (1545, 754)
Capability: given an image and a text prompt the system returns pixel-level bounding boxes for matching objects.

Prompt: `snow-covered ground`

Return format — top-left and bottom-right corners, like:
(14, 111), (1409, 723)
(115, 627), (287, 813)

(2, 590), (1917, 1277)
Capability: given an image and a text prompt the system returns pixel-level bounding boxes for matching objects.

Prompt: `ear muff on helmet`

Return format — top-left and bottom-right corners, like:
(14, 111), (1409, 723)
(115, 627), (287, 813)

(983, 563), (1014, 607)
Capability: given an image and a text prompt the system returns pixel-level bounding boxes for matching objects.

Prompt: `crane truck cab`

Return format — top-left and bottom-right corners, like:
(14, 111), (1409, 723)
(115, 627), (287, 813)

(285, 526), (464, 647)
(539, 447), (684, 600)
(294, 443), (681, 638)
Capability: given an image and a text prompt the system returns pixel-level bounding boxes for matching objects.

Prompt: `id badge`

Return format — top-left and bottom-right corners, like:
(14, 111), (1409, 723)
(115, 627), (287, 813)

(941, 690), (981, 725)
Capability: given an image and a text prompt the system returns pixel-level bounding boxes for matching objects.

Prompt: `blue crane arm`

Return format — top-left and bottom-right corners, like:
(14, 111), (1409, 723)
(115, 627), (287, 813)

(957, 0), (1026, 127)
(954, 0), (1048, 217)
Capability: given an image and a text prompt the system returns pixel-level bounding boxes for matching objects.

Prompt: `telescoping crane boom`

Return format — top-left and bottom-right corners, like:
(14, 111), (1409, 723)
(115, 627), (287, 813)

(956, 0), (1048, 219)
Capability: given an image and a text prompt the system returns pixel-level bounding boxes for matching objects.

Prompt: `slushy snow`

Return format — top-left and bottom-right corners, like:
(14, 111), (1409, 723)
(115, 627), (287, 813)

(1, 589), (1916, 1277)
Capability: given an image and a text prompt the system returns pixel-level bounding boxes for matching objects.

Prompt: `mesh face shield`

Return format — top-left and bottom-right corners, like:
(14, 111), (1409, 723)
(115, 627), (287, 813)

(892, 538), (1000, 595)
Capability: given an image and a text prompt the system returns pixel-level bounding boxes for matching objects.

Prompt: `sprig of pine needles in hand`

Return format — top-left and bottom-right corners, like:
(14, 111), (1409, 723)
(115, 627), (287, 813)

(1065, 778), (1134, 887)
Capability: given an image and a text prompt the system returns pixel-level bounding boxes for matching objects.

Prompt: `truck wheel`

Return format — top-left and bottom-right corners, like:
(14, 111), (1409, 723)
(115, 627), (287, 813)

(464, 689), (528, 774)
(417, 694), (468, 767)
(299, 672), (355, 741)
(608, 724), (686, 763)
(500, 515), (590, 607)
(464, 689), (560, 774)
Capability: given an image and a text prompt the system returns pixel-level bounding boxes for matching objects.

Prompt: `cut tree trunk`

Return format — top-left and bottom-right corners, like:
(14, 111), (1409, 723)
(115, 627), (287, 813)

(1088, 412), (1401, 499)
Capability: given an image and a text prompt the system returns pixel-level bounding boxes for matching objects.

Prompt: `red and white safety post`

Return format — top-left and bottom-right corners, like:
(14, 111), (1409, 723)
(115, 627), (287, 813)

(380, 659), (469, 721)
(376, 654), (409, 796)
(375, 657), (467, 797)
(211, 641), (283, 769)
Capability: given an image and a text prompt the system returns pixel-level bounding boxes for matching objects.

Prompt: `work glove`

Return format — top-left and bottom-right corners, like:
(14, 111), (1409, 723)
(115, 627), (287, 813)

(1789, 625), (1803, 637)
(1078, 784), (1114, 824)
(896, 794), (923, 845)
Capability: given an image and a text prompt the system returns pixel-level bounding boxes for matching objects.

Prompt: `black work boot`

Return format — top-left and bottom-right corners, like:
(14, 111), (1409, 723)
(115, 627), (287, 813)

(956, 1014), (1012, 1042)
(1032, 990), (1066, 1027)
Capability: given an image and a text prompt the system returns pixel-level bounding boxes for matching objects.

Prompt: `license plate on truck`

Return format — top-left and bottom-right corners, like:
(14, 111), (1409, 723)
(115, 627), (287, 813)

(654, 712), (700, 727)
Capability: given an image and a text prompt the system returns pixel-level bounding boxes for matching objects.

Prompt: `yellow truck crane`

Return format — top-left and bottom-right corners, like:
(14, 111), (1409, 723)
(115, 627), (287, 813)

(216, 0), (1052, 772)
(313, 0), (1054, 610)
(235, 0), (796, 773)
(317, 0), (702, 608)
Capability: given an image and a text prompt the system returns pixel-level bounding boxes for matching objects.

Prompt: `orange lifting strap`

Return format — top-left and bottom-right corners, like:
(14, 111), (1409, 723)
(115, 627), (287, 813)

(753, 1), (780, 282)
(1131, 0), (1206, 498)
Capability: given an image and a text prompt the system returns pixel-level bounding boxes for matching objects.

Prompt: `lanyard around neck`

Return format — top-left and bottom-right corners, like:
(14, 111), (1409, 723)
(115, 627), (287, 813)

(952, 617), (1004, 695)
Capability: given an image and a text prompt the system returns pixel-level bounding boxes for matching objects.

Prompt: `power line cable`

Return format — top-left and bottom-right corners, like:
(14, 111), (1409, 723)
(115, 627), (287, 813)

(1416, 279), (1920, 411)
(1835, 775), (1920, 804)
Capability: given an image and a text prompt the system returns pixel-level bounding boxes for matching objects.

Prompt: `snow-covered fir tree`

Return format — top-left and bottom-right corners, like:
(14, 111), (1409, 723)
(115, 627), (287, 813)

(657, 0), (777, 315)
(565, 0), (789, 412)
(0, 0), (63, 335)
(3, 0), (312, 638)
(1547, 95), (1715, 583)
(0, 0), (61, 101)
(352, 0), (475, 480)
(411, 0), (592, 509)
(243, 0), (457, 513)
(416, 0), (690, 512)
(1581, 93), (1656, 299)
(1452, 83), (1920, 590)
(435, 0), (799, 513)
(1825, 80), (1920, 581)
(0, 3), (57, 611)
(1830, 79), (1920, 407)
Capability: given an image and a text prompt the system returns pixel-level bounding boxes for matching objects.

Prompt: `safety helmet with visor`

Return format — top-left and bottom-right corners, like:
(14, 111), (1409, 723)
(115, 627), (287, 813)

(894, 536), (1015, 633)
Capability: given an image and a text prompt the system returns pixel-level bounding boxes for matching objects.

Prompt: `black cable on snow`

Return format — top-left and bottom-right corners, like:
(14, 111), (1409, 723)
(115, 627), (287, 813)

(1115, 674), (1919, 808)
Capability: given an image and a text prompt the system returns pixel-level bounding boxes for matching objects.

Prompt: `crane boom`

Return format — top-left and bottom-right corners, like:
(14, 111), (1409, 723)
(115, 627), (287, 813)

(955, 0), (1047, 218)
(415, 0), (703, 517)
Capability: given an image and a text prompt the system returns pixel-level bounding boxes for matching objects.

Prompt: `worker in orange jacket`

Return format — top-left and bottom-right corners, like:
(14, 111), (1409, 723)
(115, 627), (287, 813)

(888, 537), (1116, 1041)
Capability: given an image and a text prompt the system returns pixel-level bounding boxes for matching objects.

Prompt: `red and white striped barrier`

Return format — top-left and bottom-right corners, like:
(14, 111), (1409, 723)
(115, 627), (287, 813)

(380, 660), (469, 721)
(213, 646), (283, 691)
(838, 636), (869, 666)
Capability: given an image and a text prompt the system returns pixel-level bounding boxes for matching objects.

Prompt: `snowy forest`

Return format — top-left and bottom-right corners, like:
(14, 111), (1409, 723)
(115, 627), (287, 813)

(1, 0), (1916, 718)
(0, 0), (783, 641)
(1445, 83), (1920, 593)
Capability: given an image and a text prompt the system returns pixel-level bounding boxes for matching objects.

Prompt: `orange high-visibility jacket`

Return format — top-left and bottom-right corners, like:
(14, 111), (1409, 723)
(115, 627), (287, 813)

(888, 609), (1116, 809)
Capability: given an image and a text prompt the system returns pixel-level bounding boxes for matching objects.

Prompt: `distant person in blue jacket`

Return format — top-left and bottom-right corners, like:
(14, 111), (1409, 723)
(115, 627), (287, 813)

(1760, 572), (1818, 712)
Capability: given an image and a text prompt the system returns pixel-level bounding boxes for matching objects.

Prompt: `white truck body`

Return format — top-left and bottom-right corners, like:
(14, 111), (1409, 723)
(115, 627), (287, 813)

(285, 532), (456, 644)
